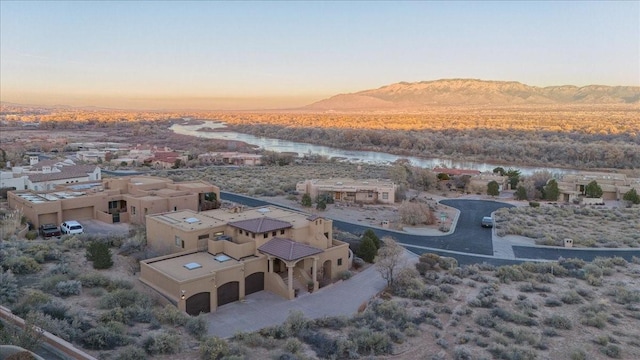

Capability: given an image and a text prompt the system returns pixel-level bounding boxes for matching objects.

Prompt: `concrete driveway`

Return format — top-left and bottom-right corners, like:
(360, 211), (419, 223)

(79, 219), (131, 238)
(207, 251), (418, 338)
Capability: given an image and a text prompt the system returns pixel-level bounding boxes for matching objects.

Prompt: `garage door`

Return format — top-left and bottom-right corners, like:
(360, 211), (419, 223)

(186, 292), (210, 316)
(217, 281), (239, 307)
(62, 207), (93, 221)
(38, 213), (58, 226)
(245, 272), (264, 296)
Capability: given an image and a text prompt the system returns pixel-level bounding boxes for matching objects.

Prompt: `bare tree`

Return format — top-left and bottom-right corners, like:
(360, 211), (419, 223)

(376, 237), (406, 289)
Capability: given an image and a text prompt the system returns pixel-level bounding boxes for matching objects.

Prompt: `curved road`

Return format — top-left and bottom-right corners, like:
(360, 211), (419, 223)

(221, 192), (640, 265)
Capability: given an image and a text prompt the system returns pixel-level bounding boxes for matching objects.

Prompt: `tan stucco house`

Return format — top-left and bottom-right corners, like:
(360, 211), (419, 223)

(557, 172), (640, 202)
(140, 205), (351, 315)
(8, 176), (220, 228)
(296, 178), (397, 204)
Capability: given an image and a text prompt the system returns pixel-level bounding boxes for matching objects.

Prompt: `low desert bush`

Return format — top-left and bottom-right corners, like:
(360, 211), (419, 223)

(0, 269), (19, 304)
(143, 330), (181, 355)
(200, 336), (229, 360)
(348, 327), (393, 355)
(496, 265), (527, 283)
(99, 289), (150, 309)
(186, 314), (209, 339)
(337, 270), (352, 280)
(81, 321), (129, 350)
(55, 280), (82, 297)
(3, 256), (42, 274)
(115, 345), (147, 360)
(154, 304), (188, 326)
(544, 315), (573, 330)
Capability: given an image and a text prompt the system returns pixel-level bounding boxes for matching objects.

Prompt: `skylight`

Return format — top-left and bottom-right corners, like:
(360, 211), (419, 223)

(183, 262), (202, 270)
(214, 255), (231, 262)
(185, 217), (199, 224)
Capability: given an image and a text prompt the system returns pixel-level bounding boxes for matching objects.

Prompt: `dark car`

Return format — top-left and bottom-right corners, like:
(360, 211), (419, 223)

(481, 216), (494, 228)
(39, 223), (61, 238)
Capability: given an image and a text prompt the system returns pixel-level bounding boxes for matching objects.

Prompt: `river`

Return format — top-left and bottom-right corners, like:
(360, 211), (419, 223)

(170, 121), (577, 176)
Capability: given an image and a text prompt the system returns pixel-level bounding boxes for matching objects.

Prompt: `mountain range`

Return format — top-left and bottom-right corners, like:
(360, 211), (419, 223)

(304, 79), (640, 110)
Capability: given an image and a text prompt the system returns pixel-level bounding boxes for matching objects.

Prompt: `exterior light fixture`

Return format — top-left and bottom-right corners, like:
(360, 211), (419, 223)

(180, 290), (186, 300)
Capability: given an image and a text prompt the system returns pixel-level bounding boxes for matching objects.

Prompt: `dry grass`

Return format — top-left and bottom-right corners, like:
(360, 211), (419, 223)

(494, 205), (640, 248)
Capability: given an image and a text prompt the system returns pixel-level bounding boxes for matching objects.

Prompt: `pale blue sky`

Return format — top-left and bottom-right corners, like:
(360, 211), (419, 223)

(1, 1), (638, 109)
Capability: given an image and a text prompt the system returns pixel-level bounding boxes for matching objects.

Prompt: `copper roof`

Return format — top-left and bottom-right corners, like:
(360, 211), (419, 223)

(228, 217), (292, 233)
(258, 237), (323, 261)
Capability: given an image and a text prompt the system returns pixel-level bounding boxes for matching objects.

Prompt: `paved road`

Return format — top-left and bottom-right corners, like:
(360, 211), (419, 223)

(221, 192), (640, 264)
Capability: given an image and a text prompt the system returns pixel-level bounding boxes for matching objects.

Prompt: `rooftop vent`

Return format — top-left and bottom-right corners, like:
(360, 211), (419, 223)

(214, 254), (231, 262)
(184, 217), (199, 224)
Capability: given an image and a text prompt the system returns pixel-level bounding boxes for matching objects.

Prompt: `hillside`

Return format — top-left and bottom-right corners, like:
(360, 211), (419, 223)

(305, 79), (640, 110)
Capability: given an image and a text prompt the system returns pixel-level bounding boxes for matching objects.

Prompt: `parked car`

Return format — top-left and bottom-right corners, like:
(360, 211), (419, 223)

(39, 223), (61, 238)
(481, 216), (494, 228)
(61, 220), (84, 235)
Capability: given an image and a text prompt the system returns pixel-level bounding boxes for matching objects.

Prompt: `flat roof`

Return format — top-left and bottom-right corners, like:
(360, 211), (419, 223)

(149, 210), (227, 231)
(306, 178), (396, 189)
(145, 252), (241, 281)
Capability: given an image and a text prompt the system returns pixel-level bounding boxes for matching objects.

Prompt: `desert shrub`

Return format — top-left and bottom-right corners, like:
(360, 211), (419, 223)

(424, 286), (448, 303)
(496, 265), (527, 283)
(186, 314), (208, 339)
(77, 272), (111, 288)
(438, 274), (462, 285)
(154, 304), (188, 326)
(544, 297), (563, 307)
(418, 253), (441, 272)
(561, 290), (583, 304)
(81, 321), (129, 350)
(3, 256), (42, 274)
(115, 345), (148, 360)
(468, 285), (498, 308)
(25, 230), (38, 240)
(352, 257), (365, 269)
(392, 267), (425, 298)
(200, 336), (229, 360)
(490, 308), (538, 327)
(55, 280), (82, 297)
(607, 286), (640, 305)
(26, 310), (78, 342)
(86, 241), (113, 269)
(143, 330), (181, 355)
(584, 263), (604, 278)
(300, 329), (338, 358)
(529, 201), (540, 208)
(474, 313), (496, 328)
(601, 344), (622, 358)
(544, 315), (573, 330)
(570, 349), (587, 360)
(0, 269), (19, 304)
(284, 337), (303, 354)
(454, 346), (473, 360)
(581, 303), (608, 329)
(438, 256), (458, 270)
(559, 257), (586, 271)
(99, 289), (150, 309)
(337, 270), (352, 280)
(488, 343), (536, 360)
(348, 327), (393, 355)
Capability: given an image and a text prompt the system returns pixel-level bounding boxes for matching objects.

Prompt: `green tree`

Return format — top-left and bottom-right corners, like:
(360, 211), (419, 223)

(487, 180), (500, 196)
(316, 198), (326, 210)
(623, 188), (640, 204)
(515, 185), (528, 200)
(357, 237), (378, 263)
(544, 179), (560, 201)
(86, 242), (114, 269)
(493, 167), (506, 176)
(172, 158), (182, 169)
(506, 168), (521, 190)
(362, 229), (381, 249)
(585, 180), (603, 198)
(301, 193), (312, 207)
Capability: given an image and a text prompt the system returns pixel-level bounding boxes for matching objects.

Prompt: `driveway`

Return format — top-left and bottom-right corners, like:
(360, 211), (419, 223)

(207, 252), (417, 338)
(79, 219), (131, 238)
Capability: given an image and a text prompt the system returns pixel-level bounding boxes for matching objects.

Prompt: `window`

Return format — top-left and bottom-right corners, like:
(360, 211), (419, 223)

(131, 206), (136, 215)
(382, 192), (388, 200)
(252, 233), (255, 238)
(368, 193), (373, 198)
(175, 236), (181, 247)
(280, 229), (285, 235)
(264, 233), (268, 239)
(198, 234), (210, 240)
(338, 258), (343, 266)
(272, 231), (277, 236)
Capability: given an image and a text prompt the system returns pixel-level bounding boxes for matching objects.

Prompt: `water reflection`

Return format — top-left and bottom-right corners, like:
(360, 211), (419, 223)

(171, 121), (575, 176)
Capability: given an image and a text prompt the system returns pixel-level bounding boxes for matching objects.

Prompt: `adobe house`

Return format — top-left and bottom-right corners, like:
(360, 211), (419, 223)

(7, 176), (220, 228)
(557, 172), (640, 202)
(140, 206), (351, 315)
(296, 178), (396, 204)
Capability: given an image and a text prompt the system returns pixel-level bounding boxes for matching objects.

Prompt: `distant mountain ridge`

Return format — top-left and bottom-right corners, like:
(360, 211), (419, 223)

(305, 79), (640, 110)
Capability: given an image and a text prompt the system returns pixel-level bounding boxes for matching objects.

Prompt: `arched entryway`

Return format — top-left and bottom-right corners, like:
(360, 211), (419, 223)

(245, 272), (264, 296)
(322, 260), (332, 280)
(185, 292), (210, 316)
(217, 281), (239, 307)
